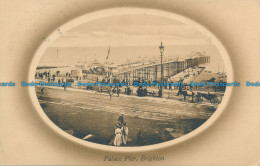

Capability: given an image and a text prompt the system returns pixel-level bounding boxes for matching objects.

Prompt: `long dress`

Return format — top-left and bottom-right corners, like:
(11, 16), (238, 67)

(122, 126), (129, 145)
(113, 128), (122, 146)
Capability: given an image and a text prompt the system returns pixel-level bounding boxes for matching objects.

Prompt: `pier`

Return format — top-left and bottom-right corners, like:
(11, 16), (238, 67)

(117, 56), (210, 84)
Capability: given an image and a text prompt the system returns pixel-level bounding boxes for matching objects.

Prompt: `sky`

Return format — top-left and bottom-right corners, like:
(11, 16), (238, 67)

(51, 14), (210, 47)
(38, 14), (224, 72)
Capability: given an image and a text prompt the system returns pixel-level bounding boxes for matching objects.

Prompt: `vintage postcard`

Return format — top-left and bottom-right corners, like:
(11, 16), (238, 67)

(0, 0), (260, 165)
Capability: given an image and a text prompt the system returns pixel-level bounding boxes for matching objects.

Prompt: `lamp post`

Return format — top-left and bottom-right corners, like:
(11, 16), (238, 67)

(159, 41), (164, 97)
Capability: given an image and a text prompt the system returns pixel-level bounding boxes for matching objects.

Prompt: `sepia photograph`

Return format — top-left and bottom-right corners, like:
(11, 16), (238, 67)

(34, 13), (227, 147)
(1, 0), (260, 165)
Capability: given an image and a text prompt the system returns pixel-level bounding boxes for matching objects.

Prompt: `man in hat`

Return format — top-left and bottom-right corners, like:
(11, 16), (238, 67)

(118, 114), (124, 126)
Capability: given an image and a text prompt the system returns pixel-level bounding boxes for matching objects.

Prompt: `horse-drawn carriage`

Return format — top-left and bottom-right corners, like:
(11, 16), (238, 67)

(178, 88), (220, 104)
(196, 92), (220, 104)
(136, 86), (158, 97)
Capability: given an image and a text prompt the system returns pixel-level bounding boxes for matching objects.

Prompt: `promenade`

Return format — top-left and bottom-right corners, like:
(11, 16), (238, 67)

(36, 86), (217, 146)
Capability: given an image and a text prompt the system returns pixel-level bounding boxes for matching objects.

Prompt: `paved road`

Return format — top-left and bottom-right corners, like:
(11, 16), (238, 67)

(36, 87), (217, 146)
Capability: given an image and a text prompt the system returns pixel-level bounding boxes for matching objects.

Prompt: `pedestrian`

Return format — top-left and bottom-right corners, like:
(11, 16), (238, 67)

(40, 86), (44, 94)
(117, 87), (120, 97)
(109, 89), (113, 100)
(118, 114), (124, 125)
(136, 129), (143, 146)
(177, 86), (182, 96)
(63, 83), (67, 91)
(121, 122), (129, 145)
(114, 124), (122, 146)
(158, 88), (162, 97)
(183, 91), (187, 100)
(196, 92), (201, 103)
(191, 92), (195, 103)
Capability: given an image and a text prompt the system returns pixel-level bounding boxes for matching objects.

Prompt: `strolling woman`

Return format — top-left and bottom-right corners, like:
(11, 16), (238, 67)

(113, 124), (122, 146)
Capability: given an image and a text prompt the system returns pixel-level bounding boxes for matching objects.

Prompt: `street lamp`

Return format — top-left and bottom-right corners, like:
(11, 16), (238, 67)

(159, 41), (164, 97)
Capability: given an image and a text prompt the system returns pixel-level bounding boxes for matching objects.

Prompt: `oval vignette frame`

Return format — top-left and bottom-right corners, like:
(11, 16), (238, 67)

(28, 7), (233, 152)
